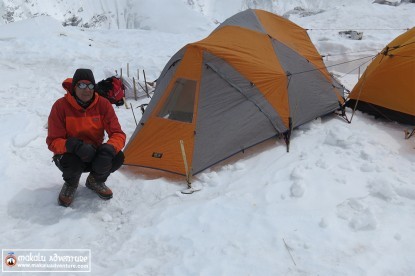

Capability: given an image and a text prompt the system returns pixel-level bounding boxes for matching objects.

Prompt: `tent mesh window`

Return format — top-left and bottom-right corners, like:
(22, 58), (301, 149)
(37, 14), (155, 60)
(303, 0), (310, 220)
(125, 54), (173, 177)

(158, 78), (196, 123)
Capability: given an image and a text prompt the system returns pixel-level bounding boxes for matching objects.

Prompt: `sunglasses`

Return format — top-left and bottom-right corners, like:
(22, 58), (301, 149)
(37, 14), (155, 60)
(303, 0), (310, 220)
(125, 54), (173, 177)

(77, 82), (95, 90)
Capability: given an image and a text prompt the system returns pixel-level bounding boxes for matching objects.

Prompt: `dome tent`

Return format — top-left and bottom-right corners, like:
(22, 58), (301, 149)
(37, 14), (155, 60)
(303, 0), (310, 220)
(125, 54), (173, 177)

(123, 9), (344, 176)
(347, 27), (415, 125)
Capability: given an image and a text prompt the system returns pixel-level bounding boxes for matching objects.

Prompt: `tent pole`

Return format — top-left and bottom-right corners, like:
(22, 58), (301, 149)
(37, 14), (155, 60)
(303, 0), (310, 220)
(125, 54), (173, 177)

(283, 117), (292, 152)
(350, 73), (369, 123)
(179, 140), (201, 194)
(179, 140), (192, 188)
(337, 102), (351, 123)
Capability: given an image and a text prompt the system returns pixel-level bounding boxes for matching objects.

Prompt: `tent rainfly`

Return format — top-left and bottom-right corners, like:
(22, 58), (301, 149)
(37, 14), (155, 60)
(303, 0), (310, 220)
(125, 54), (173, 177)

(347, 27), (415, 126)
(124, 9), (344, 176)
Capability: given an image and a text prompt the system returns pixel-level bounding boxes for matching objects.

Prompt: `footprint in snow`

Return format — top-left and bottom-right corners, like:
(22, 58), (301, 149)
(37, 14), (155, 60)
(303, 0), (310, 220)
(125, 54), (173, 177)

(367, 178), (397, 202)
(290, 181), (305, 198)
(336, 198), (377, 231)
(290, 166), (306, 181)
(315, 159), (328, 169)
(360, 163), (376, 172)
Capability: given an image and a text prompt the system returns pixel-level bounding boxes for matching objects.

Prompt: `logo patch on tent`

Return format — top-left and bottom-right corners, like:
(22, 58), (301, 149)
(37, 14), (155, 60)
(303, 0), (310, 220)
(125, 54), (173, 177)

(152, 152), (163, 158)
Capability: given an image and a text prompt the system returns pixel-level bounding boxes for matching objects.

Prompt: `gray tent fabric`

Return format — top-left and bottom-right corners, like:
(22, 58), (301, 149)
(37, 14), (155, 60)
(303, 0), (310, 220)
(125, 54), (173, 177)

(271, 40), (340, 127)
(202, 52), (287, 133)
(193, 58), (279, 173)
(214, 9), (266, 34)
(157, 47), (186, 81)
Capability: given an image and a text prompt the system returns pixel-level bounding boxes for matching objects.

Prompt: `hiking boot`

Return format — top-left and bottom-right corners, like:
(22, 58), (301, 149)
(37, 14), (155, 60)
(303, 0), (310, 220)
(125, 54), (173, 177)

(58, 182), (78, 207)
(85, 174), (113, 200)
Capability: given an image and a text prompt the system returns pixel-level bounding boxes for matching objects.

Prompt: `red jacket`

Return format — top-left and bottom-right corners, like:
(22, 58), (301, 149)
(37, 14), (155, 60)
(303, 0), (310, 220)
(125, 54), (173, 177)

(46, 87), (126, 155)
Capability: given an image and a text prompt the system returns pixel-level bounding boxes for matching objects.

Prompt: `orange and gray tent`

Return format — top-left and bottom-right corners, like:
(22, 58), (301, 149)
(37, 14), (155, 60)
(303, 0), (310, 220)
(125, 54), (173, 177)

(347, 27), (415, 125)
(124, 9), (344, 175)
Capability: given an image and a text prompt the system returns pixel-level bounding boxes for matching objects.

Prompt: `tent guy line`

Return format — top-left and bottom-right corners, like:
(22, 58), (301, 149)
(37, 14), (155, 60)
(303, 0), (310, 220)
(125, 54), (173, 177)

(306, 28), (410, 31)
(289, 54), (377, 76)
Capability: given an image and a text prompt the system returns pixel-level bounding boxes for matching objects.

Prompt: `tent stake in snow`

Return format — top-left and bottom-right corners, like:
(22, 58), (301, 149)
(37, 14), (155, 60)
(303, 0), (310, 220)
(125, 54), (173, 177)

(130, 103), (138, 126)
(137, 79), (150, 98)
(134, 69), (150, 98)
(405, 129), (415, 140)
(118, 68), (129, 109)
(133, 77), (137, 101)
(179, 140), (199, 194)
(143, 69), (150, 98)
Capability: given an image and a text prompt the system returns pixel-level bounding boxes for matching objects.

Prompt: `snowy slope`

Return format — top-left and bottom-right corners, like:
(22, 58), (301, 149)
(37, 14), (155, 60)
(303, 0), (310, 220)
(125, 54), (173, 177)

(1, 1), (415, 275)
(0, 0), (215, 33)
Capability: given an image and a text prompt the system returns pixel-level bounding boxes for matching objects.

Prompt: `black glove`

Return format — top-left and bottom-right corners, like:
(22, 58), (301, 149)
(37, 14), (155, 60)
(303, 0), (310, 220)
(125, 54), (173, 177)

(65, 137), (96, 163)
(92, 144), (116, 175)
(66, 137), (83, 153)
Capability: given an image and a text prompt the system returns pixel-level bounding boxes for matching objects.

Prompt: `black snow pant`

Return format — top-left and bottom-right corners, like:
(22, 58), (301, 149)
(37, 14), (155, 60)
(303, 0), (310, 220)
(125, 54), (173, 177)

(53, 148), (125, 185)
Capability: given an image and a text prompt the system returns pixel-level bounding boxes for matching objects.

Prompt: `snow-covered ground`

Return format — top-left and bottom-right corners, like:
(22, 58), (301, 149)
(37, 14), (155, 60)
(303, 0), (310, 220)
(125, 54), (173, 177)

(1, 1), (415, 275)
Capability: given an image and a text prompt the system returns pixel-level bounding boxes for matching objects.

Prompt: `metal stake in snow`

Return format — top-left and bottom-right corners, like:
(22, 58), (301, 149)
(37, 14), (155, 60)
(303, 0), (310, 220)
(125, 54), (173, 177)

(283, 238), (297, 266)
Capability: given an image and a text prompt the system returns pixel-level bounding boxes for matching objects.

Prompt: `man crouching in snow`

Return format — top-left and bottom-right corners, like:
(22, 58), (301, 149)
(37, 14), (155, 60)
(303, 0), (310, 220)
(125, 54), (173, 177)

(46, 68), (126, 207)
